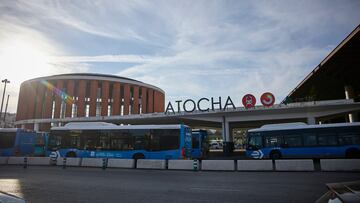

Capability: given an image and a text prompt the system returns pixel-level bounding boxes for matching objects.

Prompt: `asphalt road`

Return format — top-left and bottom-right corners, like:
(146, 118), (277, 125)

(0, 166), (359, 203)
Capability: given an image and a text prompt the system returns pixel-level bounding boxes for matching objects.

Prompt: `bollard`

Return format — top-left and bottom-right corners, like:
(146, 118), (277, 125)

(165, 159), (169, 170)
(23, 157), (28, 169)
(63, 157), (67, 169)
(193, 159), (198, 171)
(102, 158), (107, 170)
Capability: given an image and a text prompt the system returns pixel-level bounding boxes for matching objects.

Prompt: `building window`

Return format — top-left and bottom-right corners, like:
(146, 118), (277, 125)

(85, 104), (90, 117)
(51, 101), (55, 119)
(108, 105), (112, 116)
(96, 103), (101, 116)
(71, 104), (77, 118)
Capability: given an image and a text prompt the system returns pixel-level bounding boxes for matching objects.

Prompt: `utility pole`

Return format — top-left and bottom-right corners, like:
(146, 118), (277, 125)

(3, 94), (9, 127)
(0, 79), (10, 119)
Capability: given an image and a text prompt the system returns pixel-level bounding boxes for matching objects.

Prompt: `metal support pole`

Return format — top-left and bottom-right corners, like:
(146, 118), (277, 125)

(0, 79), (10, 118)
(193, 159), (198, 171)
(63, 157), (67, 169)
(23, 156), (28, 169)
(102, 158), (107, 170)
(3, 94), (9, 127)
(344, 85), (358, 122)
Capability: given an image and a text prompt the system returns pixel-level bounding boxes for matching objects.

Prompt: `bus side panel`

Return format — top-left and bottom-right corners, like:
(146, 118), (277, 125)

(280, 146), (345, 158)
(54, 149), (182, 160)
(141, 150), (182, 159)
(18, 132), (35, 156)
(246, 147), (273, 159)
(0, 148), (14, 156)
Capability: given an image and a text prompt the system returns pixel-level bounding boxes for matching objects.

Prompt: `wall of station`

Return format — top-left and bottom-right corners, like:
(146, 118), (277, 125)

(15, 74), (165, 131)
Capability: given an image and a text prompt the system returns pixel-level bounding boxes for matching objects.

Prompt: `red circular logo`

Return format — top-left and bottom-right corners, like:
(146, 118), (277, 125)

(260, 92), (275, 107)
(242, 94), (256, 108)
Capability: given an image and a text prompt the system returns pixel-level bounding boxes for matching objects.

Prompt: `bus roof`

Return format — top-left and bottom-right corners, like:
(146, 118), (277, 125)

(0, 128), (19, 132)
(51, 122), (188, 130)
(248, 122), (360, 132)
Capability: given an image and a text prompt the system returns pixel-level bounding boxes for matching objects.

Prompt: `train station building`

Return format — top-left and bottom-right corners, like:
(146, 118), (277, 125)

(15, 25), (360, 154)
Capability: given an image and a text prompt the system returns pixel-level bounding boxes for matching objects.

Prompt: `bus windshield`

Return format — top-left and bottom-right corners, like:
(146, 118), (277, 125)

(247, 133), (263, 150)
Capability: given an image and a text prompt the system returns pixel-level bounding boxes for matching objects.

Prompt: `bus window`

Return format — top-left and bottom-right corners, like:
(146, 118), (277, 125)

(303, 133), (317, 146)
(99, 132), (110, 150)
(151, 129), (180, 151)
(130, 129), (148, 150)
(68, 132), (81, 149)
(0, 132), (16, 149)
(283, 135), (302, 147)
(111, 130), (134, 151)
(81, 130), (99, 150)
(338, 127), (360, 145)
(318, 132), (338, 146)
(265, 135), (283, 147)
(192, 135), (200, 149)
(160, 130), (179, 150)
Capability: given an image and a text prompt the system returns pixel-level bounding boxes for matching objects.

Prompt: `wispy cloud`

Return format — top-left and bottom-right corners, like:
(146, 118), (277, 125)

(0, 0), (359, 113)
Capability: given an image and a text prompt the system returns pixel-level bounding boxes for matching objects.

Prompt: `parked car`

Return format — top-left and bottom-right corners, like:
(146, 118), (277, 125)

(316, 181), (360, 203)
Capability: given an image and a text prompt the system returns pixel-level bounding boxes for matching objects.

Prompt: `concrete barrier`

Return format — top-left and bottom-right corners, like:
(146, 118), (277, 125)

(275, 160), (314, 171)
(107, 159), (135, 169)
(56, 157), (81, 167)
(201, 160), (235, 171)
(168, 160), (198, 170)
(28, 157), (51, 166)
(0, 157), (8, 165)
(237, 160), (273, 171)
(320, 159), (360, 171)
(136, 159), (166, 169)
(8, 157), (25, 165)
(81, 158), (105, 167)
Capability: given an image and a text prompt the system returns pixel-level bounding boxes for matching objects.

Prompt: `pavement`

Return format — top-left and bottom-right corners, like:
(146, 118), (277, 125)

(0, 165), (359, 203)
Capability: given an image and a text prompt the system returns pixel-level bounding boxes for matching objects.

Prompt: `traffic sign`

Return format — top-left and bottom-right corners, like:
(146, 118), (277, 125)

(260, 92), (275, 107)
(242, 94), (256, 108)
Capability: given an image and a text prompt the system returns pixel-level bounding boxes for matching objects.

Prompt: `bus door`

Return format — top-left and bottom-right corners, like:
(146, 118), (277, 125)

(191, 132), (201, 158)
(191, 130), (208, 159)
(34, 133), (47, 156)
(184, 127), (192, 158)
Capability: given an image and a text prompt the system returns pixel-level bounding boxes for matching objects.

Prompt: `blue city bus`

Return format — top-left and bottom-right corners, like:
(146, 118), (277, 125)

(0, 128), (36, 156)
(246, 122), (360, 159)
(191, 130), (208, 159)
(47, 122), (193, 159)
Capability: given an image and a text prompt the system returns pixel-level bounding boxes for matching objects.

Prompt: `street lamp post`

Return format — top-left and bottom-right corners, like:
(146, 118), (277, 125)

(3, 94), (9, 127)
(0, 79), (10, 120)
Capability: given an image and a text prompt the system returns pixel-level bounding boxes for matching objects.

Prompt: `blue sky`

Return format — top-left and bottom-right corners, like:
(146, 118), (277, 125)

(0, 0), (359, 113)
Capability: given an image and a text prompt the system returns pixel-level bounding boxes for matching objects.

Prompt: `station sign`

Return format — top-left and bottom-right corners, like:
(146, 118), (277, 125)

(165, 92), (275, 114)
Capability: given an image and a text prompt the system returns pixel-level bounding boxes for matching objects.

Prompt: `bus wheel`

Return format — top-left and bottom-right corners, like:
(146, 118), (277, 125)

(66, 152), (77, 158)
(270, 151), (281, 160)
(345, 148), (360, 158)
(133, 153), (145, 160)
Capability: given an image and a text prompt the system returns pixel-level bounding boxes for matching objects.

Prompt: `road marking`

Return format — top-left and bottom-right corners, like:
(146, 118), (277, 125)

(190, 187), (244, 192)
